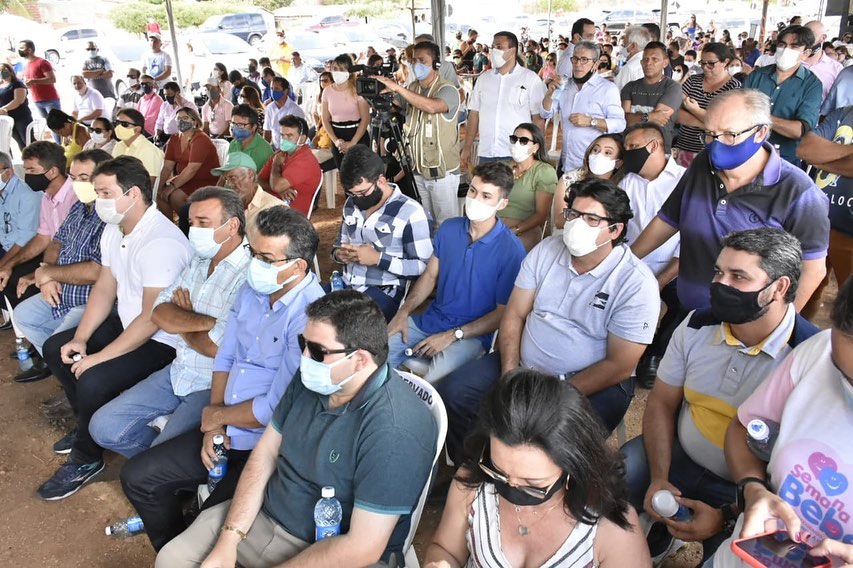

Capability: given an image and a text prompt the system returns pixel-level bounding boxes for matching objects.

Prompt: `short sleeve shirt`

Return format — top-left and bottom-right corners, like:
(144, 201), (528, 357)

(164, 133), (220, 194)
(258, 145), (321, 216)
(676, 74), (741, 153)
(143, 51), (172, 87)
(83, 55), (115, 98)
(112, 135), (164, 178)
(73, 87), (105, 125)
(498, 160), (558, 221)
(201, 99), (234, 136)
(813, 105), (853, 236)
(24, 57), (58, 102)
(228, 134), (274, 172)
(621, 77), (683, 152)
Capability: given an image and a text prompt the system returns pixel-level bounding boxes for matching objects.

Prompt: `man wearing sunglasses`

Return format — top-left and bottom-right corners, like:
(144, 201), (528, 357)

(438, 179), (659, 464)
(157, 291), (437, 568)
(112, 108), (165, 189)
(119, 206), (324, 552)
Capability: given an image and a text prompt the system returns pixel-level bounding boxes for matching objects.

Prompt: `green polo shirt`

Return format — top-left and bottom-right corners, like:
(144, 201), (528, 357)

(263, 364), (437, 563)
(228, 133), (274, 172)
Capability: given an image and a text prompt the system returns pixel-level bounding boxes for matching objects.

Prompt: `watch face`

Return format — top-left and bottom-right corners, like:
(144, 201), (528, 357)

(454, 329), (464, 339)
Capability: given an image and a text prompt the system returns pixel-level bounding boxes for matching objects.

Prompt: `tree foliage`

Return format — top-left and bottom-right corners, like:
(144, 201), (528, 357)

(108, 0), (291, 34)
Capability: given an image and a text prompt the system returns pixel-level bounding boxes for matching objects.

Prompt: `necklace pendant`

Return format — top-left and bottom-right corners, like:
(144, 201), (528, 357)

(518, 525), (529, 536)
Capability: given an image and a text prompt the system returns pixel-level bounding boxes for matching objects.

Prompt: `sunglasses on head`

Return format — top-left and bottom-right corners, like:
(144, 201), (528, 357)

(298, 334), (356, 362)
(509, 135), (534, 145)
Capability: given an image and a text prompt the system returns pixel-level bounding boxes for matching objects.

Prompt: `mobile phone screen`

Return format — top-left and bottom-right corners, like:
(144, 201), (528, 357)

(734, 531), (830, 567)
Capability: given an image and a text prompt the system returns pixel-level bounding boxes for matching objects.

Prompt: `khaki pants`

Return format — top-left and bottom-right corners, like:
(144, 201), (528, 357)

(155, 500), (309, 568)
(802, 228), (853, 320)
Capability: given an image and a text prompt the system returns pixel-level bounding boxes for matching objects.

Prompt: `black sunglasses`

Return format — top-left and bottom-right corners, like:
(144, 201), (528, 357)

(509, 135), (534, 145)
(89, 127), (109, 134)
(115, 120), (139, 129)
(298, 334), (355, 362)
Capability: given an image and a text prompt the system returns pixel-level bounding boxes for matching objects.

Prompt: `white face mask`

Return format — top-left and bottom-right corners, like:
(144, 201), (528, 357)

(464, 196), (500, 222)
(588, 153), (617, 176)
(246, 257), (298, 295)
(95, 191), (133, 224)
(490, 48), (508, 68)
(188, 220), (229, 259)
(684, 60), (695, 68)
(562, 217), (612, 257)
(331, 71), (349, 85)
(776, 47), (801, 71)
(510, 142), (533, 163)
(727, 66), (742, 75)
(90, 131), (107, 145)
(672, 71), (683, 81)
(300, 352), (357, 396)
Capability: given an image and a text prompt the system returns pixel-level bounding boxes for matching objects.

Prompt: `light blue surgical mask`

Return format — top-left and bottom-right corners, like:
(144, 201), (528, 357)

(300, 352), (356, 395)
(246, 257), (297, 294)
(413, 62), (431, 81)
(187, 219), (230, 259)
(279, 138), (297, 153)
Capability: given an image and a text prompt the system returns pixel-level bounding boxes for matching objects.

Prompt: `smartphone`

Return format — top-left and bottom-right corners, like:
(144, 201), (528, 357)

(732, 530), (831, 568)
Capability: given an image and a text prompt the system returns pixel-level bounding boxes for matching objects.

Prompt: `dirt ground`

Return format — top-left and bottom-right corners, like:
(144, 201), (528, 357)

(0, 185), (838, 567)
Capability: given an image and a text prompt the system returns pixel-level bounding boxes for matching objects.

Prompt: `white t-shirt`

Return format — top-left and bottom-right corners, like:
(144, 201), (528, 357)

(712, 330), (853, 567)
(263, 97), (306, 148)
(99, 204), (193, 348)
(73, 88), (105, 125)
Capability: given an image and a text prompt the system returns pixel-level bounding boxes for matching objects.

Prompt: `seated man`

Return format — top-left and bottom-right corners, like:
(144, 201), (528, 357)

(37, 156), (192, 501)
(258, 114), (321, 217)
(155, 290), (438, 567)
(331, 146), (433, 322)
(620, 228), (819, 564)
(439, 179), (660, 463)
(224, 104), (273, 173)
(112, 108), (164, 188)
(387, 162), (526, 383)
(89, 187), (250, 455)
(213, 152), (280, 225)
(120, 206), (324, 551)
(13, 149), (112, 383)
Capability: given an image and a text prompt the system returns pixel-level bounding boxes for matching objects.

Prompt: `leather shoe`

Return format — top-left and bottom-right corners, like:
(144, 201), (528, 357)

(14, 358), (52, 383)
(637, 355), (662, 389)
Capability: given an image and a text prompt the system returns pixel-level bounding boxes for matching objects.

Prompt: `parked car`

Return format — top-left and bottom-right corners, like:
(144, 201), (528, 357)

(305, 15), (358, 31)
(1, 14), (62, 65)
(289, 30), (347, 72)
(187, 32), (261, 77)
(200, 12), (272, 47)
(601, 9), (658, 32)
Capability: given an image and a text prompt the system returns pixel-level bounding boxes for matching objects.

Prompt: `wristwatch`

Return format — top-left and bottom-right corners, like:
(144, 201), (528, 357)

(720, 503), (738, 536)
(641, 112), (649, 122)
(736, 477), (772, 515)
(454, 328), (465, 341)
(590, 117), (598, 128)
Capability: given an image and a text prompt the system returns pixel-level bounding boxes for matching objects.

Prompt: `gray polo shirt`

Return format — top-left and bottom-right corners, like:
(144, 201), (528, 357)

(516, 238), (659, 376)
(264, 364), (436, 563)
(621, 76), (683, 152)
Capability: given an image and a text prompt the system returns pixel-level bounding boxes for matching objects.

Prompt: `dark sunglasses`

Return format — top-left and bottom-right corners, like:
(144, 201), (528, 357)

(509, 135), (534, 145)
(298, 334), (355, 362)
(89, 127), (109, 134)
(115, 120), (139, 129)
(478, 445), (567, 500)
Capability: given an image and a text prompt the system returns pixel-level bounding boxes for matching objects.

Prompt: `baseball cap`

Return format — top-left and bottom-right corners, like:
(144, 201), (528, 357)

(211, 152), (257, 176)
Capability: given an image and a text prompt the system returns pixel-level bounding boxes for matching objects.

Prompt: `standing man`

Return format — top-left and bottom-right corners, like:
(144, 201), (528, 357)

(803, 20), (842, 100)
(269, 30), (292, 77)
(414, 33), (460, 87)
(18, 40), (61, 142)
(36, 156), (192, 501)
(556, 18), (597, 76)
(462, 31), (545, 168)
(541, 41), (625, 172)
(615, 26), (653, 91)
(621, 41), (684, 153)
(201, 79), (233, 138)
(81, 42), (116, 100)
(743, 25), (823, 165)
(285, 52), (318, 98)
(377, 41), (462, 225)
(142, 35), (173, 90)
(262, 77), (304, 149)
(224, 105), (273, 172)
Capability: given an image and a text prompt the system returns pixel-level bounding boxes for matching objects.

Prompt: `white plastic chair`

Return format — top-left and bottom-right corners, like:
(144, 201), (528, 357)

(395, 370), (448, 568)
(547, 112), (561, 166)
(0, 115), (13, 157)
(101, 97), (117, 122)
(305, 176), (324, 279)
(298, 82), (320, 129)
(211, 138), (230, 166)
(26, 118), (47, 145)
(310, 148), (337, 209)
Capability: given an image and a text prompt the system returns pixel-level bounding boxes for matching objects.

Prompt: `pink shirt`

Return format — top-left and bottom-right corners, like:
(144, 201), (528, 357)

(201, 98), (233, 136)
(37, 177), (78, 237)
(323, 85), (362, 122)
(804, 51), (843, 99)
(138, 93), (164, 136)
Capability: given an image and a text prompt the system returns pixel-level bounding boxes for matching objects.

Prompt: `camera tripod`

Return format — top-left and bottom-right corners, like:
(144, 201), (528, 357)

(367, 102), (421, 202)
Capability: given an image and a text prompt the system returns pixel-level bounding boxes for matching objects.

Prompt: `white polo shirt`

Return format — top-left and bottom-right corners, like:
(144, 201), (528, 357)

(73, 87), (105, 125)
(614, 51), (644, 92)
(468, 63), (545, 159)
(619, 157), (686, 276)
(263, 97), (306, 148)
(100, 204), (193, 348)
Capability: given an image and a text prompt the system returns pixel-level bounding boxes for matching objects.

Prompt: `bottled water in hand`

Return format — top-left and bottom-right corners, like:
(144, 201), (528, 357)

(207, 434), (228, 492)
(314, 486), (342, 541)
(651, 489), (692, 522)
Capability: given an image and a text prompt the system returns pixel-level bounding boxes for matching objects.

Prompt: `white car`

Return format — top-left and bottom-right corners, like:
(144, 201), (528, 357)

(1, 14), (62, 65)
(186, 32), (262, 77)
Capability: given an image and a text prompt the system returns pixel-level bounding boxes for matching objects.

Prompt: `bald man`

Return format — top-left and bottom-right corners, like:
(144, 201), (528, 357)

(803, 20), (843, 99)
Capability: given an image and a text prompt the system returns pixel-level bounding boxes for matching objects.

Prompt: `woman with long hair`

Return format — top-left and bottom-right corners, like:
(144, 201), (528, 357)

(212, 62), (232, 97)
(237, 85), (265, 125)
(321, 54), (370, 168)
(46, 108), (89, 167)
(0, 62), (33, 151)
(82, 116), (117, 154)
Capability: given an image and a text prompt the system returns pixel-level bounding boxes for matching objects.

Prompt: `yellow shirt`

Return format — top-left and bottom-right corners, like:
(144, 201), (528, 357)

(247, 185), (283, 225)
(112, 135), (165, 179)
(65, 122), (85, 167)
(269, 42), (293, 77)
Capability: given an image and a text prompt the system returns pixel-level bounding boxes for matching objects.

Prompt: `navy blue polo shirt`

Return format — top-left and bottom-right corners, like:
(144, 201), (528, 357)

(414, 217), (526, 351)
(743, 64), (823, 163)
(659, 142), (829, 310)
(264, 364), (437, 563)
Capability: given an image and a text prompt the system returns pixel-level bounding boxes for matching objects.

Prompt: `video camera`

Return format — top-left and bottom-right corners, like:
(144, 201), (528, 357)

(352, 64), (394, 101)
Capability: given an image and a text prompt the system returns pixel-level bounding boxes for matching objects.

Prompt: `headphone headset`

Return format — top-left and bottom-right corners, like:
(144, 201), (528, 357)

(415, 42), (442, 70)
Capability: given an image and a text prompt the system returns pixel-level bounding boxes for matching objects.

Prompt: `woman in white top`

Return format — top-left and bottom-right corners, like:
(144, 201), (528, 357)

(82, 117), (117, 154)
(424, 370), (651, 568)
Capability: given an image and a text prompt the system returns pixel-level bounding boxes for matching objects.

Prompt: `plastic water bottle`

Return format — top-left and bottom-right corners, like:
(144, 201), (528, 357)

(314, 486), (342, 541)
(105, 515), (145, 537)
(746, 418), (780, 462)
(651, 489), (692, 522)
(330, 271), (345, 292)
(207, 434), (228, 492)
(16, 338), (32, 372)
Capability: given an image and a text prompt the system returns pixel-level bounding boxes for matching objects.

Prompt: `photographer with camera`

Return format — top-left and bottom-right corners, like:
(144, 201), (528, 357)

(376, 42), (462, 226)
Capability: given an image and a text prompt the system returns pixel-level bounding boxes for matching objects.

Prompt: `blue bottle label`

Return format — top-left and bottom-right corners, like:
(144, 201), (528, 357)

(315, 523), (340, 541)
(127, 516), (144, 533)
(17, 350), (28, 361)
(210, 462), (227, 478)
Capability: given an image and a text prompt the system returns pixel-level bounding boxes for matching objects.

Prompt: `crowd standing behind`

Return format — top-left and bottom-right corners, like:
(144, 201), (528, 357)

(0, 11), (852, 567)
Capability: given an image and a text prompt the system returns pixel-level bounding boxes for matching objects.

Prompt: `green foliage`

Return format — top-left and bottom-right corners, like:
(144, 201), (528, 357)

(252, 0), (294, 9)
(537, 0), (576, 12)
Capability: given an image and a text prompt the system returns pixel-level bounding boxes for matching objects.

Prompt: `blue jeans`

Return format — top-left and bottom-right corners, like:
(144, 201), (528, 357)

(387, 317), (485, 384)
(13, 296), (85, 355)
(620, 435), (736, 561)
(478, 156), (511, 164)
(34, 99), (61, 143)
(89, 365), (210, 458)
(438, 352), (634, 464)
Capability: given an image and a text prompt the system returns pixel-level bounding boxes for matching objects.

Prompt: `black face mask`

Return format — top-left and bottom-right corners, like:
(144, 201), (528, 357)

(622, 145), (651, 175)
(165, 95), (175, 105)
(574, 69), (595, 85)
(248, 65), (257, 73)
(142, 84), (153, 94)
(17, 49), (27, 58)
(350, 183), (383, 210)
(492, 474), (567, 507)
(25, 172), (51, 192)
(709, 281), (775, 325)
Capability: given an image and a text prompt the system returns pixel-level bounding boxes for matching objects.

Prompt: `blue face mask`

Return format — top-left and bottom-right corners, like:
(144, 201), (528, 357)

(300, 352), (356, 395)
(231, 126), (251, 141)
(706, 128), (765, 171)
(271, 90), (285, 102)
(413, 62), (431, 81)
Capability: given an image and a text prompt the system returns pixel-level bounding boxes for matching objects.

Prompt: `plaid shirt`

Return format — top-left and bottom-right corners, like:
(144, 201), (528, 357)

(154, 241), (251, 397)
(335, 185), (433, 296)
(52, 202), (105, 318)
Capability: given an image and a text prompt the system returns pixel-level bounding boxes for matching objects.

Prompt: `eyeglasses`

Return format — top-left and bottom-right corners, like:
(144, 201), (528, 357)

(478, 446), (565, 500)
(3, 212), (10, 234)
(509, 135), (534, 145)
(115, 120), (139, 129)
(563, 207), (614, 227)
(702, 124), (762, 145)
(698, 59), (721, 67)
(89, 127), (108, 134)
(345, 182), (378, 198)
(298, 334), (355, 362)
(570, 56), (594, 64)
(229, 120), (252, 128)
(243, 243), (295, 265)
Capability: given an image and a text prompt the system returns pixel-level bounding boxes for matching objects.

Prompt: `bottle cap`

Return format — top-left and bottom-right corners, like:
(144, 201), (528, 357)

(213, 434), (224, 444)
(747, 419), (770, 442)
(105, 526), (112, 536)
(321, 486), (335, 498)
(651, 490), (679, 518)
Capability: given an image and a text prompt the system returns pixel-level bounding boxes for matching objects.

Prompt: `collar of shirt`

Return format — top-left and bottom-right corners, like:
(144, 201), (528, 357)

(46, 176), (74, 206)
(770, 63), (811, 83)
(319, 362), (391, 414)
(464, 216), (509, 246)
(716, 303), (796, 357)
(0, 175), (22, 204)
(565, 242), (628, 276)
(217, 236), (251, 270)
(709, 141), (781, 189)
(122, 203), (159, 239)
(251, 269), (319, 313)
(648, 156), (687, 188)
(492, 61), (521, 76)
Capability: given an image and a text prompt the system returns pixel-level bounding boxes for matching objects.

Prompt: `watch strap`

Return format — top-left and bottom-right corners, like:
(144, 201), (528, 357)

(736, 476), (771, 514)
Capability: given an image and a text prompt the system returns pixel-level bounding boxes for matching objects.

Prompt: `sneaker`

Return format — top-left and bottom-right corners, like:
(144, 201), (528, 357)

(52, 429), (77, 454)
(37, 459), (105, 501)
(647, 521), (686, 566)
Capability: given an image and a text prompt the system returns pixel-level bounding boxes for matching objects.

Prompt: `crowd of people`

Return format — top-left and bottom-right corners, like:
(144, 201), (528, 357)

(0, 10), (851, 568)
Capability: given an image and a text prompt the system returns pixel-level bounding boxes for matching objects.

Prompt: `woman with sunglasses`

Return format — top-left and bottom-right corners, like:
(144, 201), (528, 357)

(539, 53), (557, 82)
(237, 85), (265, 126)
(82, 117), (116, 154)
(551, 133), (624, 236)
(423, 369), (650, 568)
(0, 62), (33, 152)
(674, 43), (741, 168)
(499, 123), (557, 251)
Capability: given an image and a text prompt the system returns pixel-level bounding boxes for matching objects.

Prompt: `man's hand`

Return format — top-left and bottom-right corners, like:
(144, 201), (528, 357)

(334, 246), (359, 264)
(568, 113), (593, 127)
(17, 272), (36, 298)
(663, 497), (722, 542)
(200, 428), (230, 470)
(349, 244), (381, 266)
(413, 331), (455, 358)
(460, 145), (472, 171)
(71, 352), (103, 378)
(374, 75), (399, 94)
(60, 337), (88, 364)
(648, 110), (670, 127)
(0, 265), (12, 291)
(546, 75), (563, 94)
(272, 151), (284, 170)
(201, 404), (225, 433)
(34, 265), (54, 287)
(200, 538), (238, 568)
(643, 479), (682, 522)
(387, 311), (409, 342)
(282, 188), (298, 203)
(39, 280), (61, 306)
(171, 287), (194, 312)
